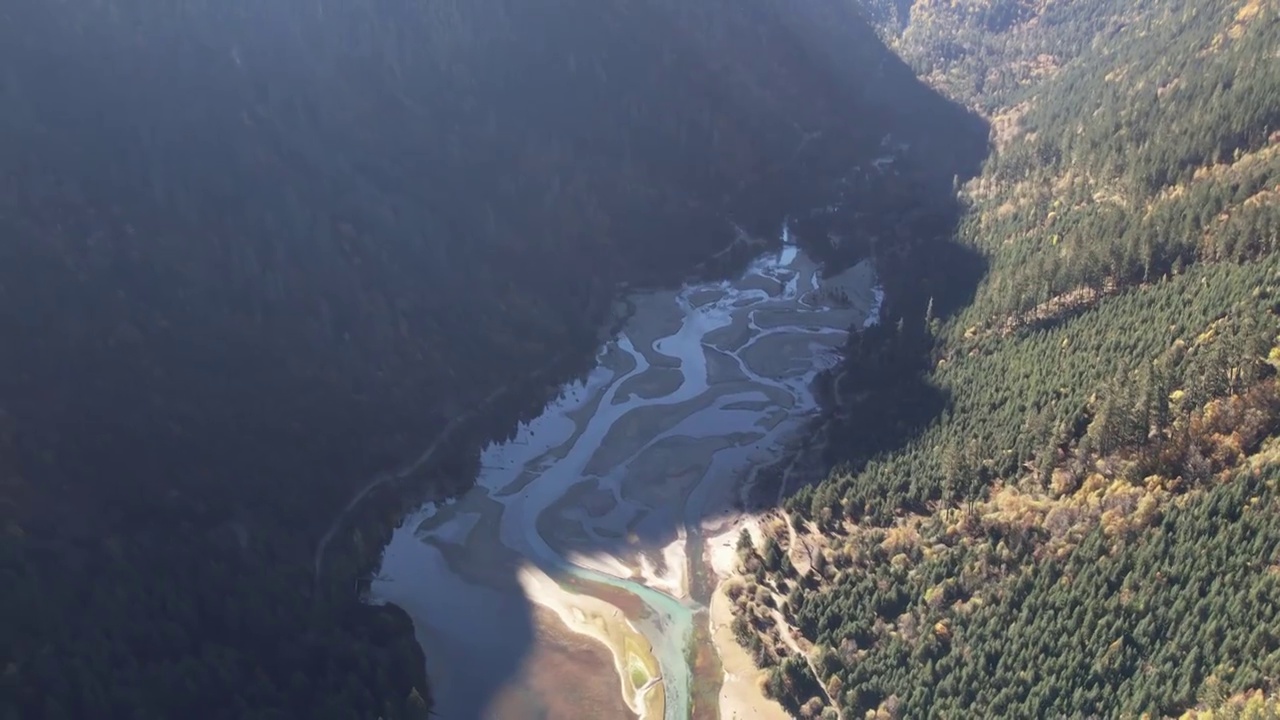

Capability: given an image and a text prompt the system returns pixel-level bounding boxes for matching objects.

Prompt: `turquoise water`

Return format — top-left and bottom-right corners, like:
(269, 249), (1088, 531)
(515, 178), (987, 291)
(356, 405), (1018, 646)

(370, 240), (880, 719)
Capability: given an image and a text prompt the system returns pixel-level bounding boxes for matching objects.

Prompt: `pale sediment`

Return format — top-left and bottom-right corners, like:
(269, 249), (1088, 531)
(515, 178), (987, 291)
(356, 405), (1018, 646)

(739, 274), (785, 297)
(703, 312), (754, 353)
(753, 306), (859, 329)
(625, 290), (686, 368)
(620, 434), (759, 510)
(740, 332), (845, 379)
(706, 346), (750, 384)
(497, 373), (617, 497)
(600, 339), (640, 376)
(517, 566), (665, 720)
(486, 605), (642, 720)
(688, 287), (729, 307)
(704, 520), (790, 720)
(371, 245), (882, 720)
(583, 382), (761, 476)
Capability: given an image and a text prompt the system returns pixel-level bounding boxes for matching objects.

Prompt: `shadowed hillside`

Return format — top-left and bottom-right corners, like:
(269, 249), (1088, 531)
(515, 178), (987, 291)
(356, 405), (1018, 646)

(736, 1), (1280, 717)
(0, 0), (989, 718)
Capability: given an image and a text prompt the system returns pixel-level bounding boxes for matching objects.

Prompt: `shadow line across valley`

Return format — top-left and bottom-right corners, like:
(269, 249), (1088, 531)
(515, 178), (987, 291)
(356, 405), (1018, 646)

(365, 16), (991, 719)
(0, 1), (986, 719)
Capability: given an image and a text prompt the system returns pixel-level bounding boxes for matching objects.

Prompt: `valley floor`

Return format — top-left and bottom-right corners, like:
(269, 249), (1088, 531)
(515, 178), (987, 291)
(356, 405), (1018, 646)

(370, 245), (880, 719)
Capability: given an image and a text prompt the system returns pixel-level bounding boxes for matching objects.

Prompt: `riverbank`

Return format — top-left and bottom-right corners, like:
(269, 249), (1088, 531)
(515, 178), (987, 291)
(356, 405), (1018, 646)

(518, 566), (664, 719)
(321, 224), (767, 588)
(370, 243), (880, 719)
(705, 518), (790, 720)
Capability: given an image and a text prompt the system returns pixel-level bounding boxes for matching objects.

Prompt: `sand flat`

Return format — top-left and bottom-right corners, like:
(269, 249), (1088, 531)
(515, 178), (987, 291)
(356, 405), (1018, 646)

(485, 605), (641, 720)
(705, 520), (789, 720)
(518, 566), (665, 719)
(371, 246), (881, 719)
(615, 366), (685, 403)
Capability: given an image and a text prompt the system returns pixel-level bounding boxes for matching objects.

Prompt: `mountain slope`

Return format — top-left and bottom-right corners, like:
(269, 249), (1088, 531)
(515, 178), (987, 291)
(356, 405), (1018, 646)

(734, 0), (1280, 717)
(0, 1), (986, 718)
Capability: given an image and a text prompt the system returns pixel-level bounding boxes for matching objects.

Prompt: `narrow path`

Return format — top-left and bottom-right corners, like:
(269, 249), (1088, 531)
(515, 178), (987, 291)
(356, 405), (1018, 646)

(312, 383), (509, 584)
(768, 602), (841, 719)
(783, 511), (813, 578)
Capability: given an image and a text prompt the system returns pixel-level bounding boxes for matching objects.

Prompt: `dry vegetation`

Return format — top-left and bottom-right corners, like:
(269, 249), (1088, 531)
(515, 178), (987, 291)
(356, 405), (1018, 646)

(735, 0), (1280, 715)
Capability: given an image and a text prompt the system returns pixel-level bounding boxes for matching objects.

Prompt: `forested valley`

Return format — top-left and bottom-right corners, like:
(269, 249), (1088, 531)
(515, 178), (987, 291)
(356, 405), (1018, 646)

(0, 1), (988, 719)
(730, 0), (1280, 718)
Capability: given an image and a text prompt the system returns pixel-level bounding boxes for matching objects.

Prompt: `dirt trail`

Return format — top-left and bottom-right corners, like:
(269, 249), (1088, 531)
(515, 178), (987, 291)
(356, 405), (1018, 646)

(312, 382), (508, 584)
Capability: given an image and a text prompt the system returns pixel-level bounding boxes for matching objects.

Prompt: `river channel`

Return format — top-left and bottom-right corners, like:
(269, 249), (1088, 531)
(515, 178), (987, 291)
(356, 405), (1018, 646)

(370, 236), (881, 719)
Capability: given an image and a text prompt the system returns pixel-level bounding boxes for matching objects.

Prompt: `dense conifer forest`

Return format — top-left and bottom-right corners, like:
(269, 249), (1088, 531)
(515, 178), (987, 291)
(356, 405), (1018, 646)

(732, 0), (1280, 717)
(0, 1), (986, 718)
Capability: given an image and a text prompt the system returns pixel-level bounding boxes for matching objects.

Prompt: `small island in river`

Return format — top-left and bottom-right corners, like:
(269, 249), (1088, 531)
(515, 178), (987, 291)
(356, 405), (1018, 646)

(371, 238), (881, 719)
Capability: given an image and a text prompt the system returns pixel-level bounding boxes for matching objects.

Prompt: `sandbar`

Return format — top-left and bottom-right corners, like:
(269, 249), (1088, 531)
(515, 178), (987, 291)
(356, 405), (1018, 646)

(706, 346), (749, 384)
(741, 332), (845, 379)
(739, 274), (784, 297)
(615, 367), (685, 403)
(485, 604), (641, 720)
(625, 291), (686, 368)
(703, 311), (754, 353)
(583, 381), (761, 476)
(688, 287), (729, 307)
(518, 566), (665, 719)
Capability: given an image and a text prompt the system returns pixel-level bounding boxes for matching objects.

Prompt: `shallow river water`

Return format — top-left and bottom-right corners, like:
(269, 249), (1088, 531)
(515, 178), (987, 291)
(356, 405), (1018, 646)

(370, 239), (880, 719)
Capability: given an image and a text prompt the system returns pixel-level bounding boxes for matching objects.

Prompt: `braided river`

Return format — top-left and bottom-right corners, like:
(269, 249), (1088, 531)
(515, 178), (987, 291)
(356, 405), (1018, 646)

(371, 238), (880, 719)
